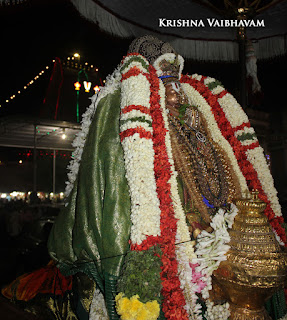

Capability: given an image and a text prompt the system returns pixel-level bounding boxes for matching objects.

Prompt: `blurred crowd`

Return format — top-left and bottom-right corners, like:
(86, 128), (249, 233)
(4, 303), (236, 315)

(0, 200), (60, 287)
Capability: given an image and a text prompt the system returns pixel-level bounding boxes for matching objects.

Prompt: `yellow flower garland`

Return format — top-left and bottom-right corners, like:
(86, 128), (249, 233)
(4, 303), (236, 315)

(115, 293), (160, 320)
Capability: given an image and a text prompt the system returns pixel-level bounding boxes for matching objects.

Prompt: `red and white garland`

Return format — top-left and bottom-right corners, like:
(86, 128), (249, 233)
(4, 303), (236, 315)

(69, 52), (285, 319)
(118, 52), (286, 319)
(120, 53), (192, 319)
(181, 74), (286, 245)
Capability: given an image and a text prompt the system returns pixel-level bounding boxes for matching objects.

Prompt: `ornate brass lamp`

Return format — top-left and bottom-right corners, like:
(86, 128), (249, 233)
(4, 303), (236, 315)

(213, 191), (287, 319)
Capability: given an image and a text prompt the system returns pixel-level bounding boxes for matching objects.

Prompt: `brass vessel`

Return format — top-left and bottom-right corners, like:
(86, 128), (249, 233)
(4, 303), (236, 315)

(213, 191), (287, 320)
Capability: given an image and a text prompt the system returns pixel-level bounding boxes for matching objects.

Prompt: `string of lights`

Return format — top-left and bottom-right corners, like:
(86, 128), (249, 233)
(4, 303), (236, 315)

(63, 54), (99, 72)
(0, 0), (27, 5)
(0, 53), (101, 109)
(0, 60), (55, 108)
(18, 150), (72, 159)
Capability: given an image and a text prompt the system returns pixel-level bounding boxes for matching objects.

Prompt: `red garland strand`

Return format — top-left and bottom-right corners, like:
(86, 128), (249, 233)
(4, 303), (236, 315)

(180, 75), (286, 245)
(121, 105), (150, 115)
(120, 127), (152, 142)
(120, 52), (142, 64)
(121, 66), (148, 82)
(233, 122), (251, 132)
(148, 66), (189, 320)
(121, 59), (188, 318)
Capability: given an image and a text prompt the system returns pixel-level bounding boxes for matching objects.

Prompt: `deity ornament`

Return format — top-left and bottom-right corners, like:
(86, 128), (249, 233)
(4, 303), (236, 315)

(213, 191), (287, 320)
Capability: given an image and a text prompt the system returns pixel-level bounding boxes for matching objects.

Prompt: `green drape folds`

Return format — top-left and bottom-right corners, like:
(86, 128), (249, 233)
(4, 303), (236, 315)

(48, 89), (131, 291)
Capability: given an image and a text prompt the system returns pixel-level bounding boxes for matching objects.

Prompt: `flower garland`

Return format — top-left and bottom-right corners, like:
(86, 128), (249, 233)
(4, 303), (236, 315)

(119, 53), (190, 319)
(74, 52), (286, 319)
(116, 293), (160, 320)
(119, 55), (161, 246)
(116, 247), (162, 320)
(187, 204), (238, 320)
(181, 75), (286, 245)
(180, 82), (248, 196)
(154, 57), (197, 318)
(148, 64), (190, 319)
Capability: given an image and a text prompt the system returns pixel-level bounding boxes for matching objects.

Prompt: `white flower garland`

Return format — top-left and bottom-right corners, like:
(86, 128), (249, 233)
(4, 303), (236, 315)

(234, 126), (258, 146)
(215, 85), (281, 218)
(193, 204), (239, 320)
(181, 82), (249, 196)
(197, 75), (283, 222)
(120, 56), (161, 245)
(121, 60), (148, 75)
(217, 93), (249, 128)
(246, 146), (282, 217)
(153, 57), (239, 320)
(64, 66), (122, 199)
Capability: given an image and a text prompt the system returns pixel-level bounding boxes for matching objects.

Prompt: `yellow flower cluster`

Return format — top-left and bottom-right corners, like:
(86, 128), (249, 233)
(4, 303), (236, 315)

(115, 293), (160, 320)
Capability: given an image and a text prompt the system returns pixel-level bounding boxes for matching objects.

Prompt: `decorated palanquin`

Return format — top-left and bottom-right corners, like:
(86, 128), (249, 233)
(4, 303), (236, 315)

(2, 36), (287, 320)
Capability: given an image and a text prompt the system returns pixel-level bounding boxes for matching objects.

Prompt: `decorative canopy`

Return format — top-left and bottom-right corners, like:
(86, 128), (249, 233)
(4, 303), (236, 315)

(0, 117), (80, 151)
(71, 0), (287, 61)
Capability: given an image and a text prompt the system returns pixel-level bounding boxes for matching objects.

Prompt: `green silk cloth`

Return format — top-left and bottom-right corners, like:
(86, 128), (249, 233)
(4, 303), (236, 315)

(48, 89), (131, 292)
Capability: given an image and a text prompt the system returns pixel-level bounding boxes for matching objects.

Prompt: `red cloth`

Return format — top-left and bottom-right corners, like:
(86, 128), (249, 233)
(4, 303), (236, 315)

(2, 261), (72, 302)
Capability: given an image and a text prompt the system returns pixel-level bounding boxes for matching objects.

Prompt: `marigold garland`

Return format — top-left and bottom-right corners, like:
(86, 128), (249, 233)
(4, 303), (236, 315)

(116, 293), (160, 320)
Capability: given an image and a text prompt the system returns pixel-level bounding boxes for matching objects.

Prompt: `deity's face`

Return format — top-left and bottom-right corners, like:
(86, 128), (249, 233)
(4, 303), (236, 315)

(165, 82), (188, 110)
(165, 82), (181, 109)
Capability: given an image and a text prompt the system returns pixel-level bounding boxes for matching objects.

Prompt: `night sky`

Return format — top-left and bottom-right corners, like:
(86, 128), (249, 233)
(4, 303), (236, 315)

(0, 0), (286, 121)
(0, 0), (131, 118)
(0, 0), (286, 196)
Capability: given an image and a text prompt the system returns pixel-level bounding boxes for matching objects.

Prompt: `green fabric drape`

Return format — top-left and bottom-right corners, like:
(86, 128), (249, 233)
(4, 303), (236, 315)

(48, 89), (131, 291)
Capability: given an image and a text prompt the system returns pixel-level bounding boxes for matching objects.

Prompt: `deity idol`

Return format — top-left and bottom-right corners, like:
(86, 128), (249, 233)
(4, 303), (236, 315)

(2, 36), (286, 320)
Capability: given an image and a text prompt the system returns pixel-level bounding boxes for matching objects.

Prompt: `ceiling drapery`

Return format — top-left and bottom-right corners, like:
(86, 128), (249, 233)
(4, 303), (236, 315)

(70, 0), (287, 61)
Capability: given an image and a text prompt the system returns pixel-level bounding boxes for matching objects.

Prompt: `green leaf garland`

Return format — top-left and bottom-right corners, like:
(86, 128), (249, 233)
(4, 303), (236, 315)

(117, 246), (162, 304)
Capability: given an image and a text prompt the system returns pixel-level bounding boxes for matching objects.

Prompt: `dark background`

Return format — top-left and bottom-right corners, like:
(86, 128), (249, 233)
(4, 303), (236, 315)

(0, 0), (286, 194)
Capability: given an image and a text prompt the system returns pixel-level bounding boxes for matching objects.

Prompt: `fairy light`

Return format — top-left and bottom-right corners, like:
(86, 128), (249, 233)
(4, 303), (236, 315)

(83, 81), (92, 92)
(62, 128), (66, 140)
(2, 55), (100, 108)
(1, 59), (55, 107)
(74, 81), (81, 91)
(93, 85), (100, 93)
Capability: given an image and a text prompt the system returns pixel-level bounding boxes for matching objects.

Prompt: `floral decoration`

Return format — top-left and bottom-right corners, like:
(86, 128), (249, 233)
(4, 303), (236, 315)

(71, 52), (286, 319)
(181, 75), (286, 245)
(120, 54), (191, 319)
(116, 293), (160, 320)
